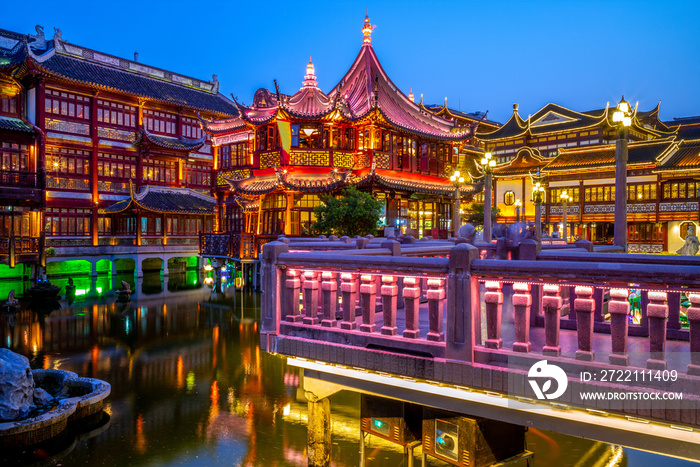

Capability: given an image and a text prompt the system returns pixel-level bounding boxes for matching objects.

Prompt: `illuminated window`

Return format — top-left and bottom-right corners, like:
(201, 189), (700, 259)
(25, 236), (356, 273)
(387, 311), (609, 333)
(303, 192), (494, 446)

(503, 191), (515, 205)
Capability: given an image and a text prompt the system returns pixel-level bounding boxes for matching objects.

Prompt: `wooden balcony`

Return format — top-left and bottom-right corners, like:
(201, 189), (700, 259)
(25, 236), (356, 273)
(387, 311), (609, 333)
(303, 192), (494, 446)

(0, 235), (43, 265)
(0, 169), (44, 205)
(199, 232), (258, 260)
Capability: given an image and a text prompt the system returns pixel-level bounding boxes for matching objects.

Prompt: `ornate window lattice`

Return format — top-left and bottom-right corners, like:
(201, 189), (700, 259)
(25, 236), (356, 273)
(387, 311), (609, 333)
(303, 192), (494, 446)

(333, 151), (354, 168)
(374, 153), (390, 170)
(289, 150), (329, 166)
(259, 151), (281, 169)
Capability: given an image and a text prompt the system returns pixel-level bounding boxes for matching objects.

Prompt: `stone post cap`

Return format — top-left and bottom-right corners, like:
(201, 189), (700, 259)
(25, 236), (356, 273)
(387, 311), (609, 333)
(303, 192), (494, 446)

(328, 235), (338, 241)
(356, 238), (370, 249)
(449, 242), (479, 271)
(380, 239), (401, 256)
(574, 239), (593, 252)
(339, 236), (352, 244)
(318, 235), (327, 239)
(262, 241), (289, 260)
(401, 235), (415, 245)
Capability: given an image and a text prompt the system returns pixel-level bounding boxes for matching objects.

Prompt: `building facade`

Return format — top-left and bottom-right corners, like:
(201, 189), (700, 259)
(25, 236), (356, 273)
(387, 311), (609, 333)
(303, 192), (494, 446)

(204, 14), (489, 241)
(0, 25), (238, 278)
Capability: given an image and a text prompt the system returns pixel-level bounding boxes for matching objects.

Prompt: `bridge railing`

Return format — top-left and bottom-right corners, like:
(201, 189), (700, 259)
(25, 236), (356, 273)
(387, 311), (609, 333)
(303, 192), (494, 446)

(261, 241), (700, 398)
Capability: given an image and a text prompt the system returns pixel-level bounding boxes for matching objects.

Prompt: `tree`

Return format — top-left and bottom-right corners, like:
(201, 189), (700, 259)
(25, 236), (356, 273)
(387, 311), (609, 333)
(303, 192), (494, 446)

(310, 187), (382, 237)
(463, 201), (500, 225)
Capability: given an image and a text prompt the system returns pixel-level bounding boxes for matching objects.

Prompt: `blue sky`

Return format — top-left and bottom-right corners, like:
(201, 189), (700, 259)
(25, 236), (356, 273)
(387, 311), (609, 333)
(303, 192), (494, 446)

(3, 0), (699, 123)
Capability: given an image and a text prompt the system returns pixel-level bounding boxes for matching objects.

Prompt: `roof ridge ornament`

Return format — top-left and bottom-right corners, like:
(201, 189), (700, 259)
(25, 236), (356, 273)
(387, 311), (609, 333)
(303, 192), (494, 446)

(362, 9), (375, 45)
(408, 88), (414, 103)
(301, 57), (318, 89)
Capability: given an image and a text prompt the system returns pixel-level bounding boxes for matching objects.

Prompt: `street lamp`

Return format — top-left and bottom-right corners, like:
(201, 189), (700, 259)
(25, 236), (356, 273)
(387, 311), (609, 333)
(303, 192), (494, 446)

(612, 97), (632, 251)
(560, 190), (570, 242)
(449, 170), (465, 237)
(514, 198), (522, 224)
(532, 179), (546, 241)
(480, 152), (496, 242)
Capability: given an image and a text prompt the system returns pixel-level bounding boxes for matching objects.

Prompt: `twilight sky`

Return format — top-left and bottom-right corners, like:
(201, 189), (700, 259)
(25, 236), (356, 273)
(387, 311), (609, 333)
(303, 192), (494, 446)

(3, 0), (699, 124)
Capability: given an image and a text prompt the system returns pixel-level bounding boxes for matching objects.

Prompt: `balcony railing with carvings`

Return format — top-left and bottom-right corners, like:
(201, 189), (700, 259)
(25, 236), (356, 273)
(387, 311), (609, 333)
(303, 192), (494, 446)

(199, 232), (258, 260)
(0, 169), (44, 190)
(0, 236), (42, 256)
(260, 240), (700, 428)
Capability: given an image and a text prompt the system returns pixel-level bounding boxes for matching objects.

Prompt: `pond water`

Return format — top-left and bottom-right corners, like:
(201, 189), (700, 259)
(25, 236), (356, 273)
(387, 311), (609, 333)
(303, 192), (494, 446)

(0, 272), (696, 466)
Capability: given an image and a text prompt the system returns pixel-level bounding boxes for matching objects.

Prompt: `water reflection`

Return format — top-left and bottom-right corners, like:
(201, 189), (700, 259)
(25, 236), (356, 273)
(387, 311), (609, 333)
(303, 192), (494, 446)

(0, 273), (696, 466)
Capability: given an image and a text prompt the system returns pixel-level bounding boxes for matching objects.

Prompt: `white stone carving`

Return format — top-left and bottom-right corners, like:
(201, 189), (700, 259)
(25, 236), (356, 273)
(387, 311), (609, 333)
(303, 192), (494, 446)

(93, 52), (120, 67)
(659, 202), (699, 212)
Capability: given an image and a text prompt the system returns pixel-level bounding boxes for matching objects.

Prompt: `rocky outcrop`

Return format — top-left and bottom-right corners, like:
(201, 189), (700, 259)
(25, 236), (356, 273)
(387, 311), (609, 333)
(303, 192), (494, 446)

(0, 349), (35, 421)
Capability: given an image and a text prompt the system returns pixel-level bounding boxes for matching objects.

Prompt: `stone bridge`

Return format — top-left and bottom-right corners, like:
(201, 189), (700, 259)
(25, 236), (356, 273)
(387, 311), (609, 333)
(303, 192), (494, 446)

(258, 237), (700, 461)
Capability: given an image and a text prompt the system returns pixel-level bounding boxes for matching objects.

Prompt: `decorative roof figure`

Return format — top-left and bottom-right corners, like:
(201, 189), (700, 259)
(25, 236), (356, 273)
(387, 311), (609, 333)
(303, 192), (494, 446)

(28, 25), (46, 51)
(301, 57), (318, 89)
(362, 9), (375, 45)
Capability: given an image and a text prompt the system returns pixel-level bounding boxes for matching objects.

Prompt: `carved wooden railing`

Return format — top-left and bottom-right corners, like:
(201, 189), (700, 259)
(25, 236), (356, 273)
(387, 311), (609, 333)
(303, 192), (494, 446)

(0, 169), (44, 189)
(199, 232), (258, 259)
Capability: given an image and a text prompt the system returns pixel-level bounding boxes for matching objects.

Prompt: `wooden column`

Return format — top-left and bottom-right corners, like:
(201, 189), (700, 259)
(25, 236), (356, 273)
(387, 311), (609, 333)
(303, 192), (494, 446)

(542, 284), (562, 357)
(403, 277), (420, 338)
(574, 286), (595, 361)
(426, 278), (445, 342)
(380, 275), (398, 335)
(90, 91), (99, 246)
(320, 272), (337, 328)
(608, 288), (630, 366)
(512, 282), (532, 353)
(340, 273), (357, 330)
(484, 281), (503, 349)
(285, 269), (302, 322)
(359, 274), (377, 332)
(646, 292), (668, 370)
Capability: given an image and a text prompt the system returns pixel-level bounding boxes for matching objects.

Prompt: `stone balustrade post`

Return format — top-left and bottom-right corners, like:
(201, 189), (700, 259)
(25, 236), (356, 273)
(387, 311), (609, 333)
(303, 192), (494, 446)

(374, 275), (384, 312)
(512, 282), (532, 353)
(340, 273), (357, 330)
(380, 275), (398, 335)
(687, 293), (700, 376)
(303, 271), (320, 325)
(285, 269), (303, 323)
(403, 277), (421, 338)
(484, 281), (503, 349)
(542, 284), (562, 357)
(445, 243), (480, 362)
(426, 278), (445, 342)
(321, 272), (337, 328)
(608, 288), (630, 366)
(261, 241), (289, 351)
(646, 292), (669, 370)
(360, 274), (377, 332)
(574, 286), (595, 361)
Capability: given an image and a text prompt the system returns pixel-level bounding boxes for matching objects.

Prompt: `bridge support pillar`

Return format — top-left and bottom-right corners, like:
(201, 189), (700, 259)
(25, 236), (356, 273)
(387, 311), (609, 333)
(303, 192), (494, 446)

(360, 274), (377, 333)
(512, 282), (532, 352)
(304, 377), (342, 467)
(647, 292), (668, 370)
(340, 273), (357, 330)
(542, 284), (562, 357)
(574, 286), (595, 361)
(381, 275), (398, 335)
(321, 272), (338, 328)
(687, 293), (700, 376)
(445, 243), (480, 363)
(608, 288), (630, 366)
(484, 280), (503, 349)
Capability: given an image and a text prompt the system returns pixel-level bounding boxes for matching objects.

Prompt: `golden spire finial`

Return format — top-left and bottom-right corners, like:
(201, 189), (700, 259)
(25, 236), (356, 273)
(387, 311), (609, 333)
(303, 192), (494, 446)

(362, 9), (374, 44)
(408, 88), (414, 103)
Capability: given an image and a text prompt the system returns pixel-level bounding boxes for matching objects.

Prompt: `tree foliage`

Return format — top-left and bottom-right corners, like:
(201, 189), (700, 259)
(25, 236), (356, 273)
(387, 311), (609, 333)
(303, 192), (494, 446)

(463, 202), (500, 225)
(310, 187), (382, 237)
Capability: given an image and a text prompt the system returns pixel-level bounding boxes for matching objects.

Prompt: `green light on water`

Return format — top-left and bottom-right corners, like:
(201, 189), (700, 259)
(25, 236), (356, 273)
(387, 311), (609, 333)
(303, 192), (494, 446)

(186, 371), (196, 391)
(97, 287), (103, 294)
(75, 288), (88, 296)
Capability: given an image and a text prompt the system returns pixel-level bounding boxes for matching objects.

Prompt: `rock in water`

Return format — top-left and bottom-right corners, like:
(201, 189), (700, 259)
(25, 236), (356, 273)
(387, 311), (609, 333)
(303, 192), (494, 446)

(0, 348), (36, 421)
(33, 388), (53, 407)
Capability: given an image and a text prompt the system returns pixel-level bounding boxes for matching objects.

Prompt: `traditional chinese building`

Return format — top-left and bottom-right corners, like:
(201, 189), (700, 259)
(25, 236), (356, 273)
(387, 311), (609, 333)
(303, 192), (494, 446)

(0, 25), (238, 278)
(476, 101), (700, 252)
(205, 13), (485, 241)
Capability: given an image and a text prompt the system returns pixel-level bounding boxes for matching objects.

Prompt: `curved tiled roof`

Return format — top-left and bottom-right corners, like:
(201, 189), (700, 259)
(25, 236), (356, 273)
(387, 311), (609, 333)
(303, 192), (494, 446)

(135, 129), (205, 152)
(103, 185), (215, 215)
(655, 140), (700, 172)
(0, 27), (238, 117)
(0, 115), (36, 133)
(544, 138), (677, 173)
(351, 168), (479, 196)
(493, 147), (550, 178)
